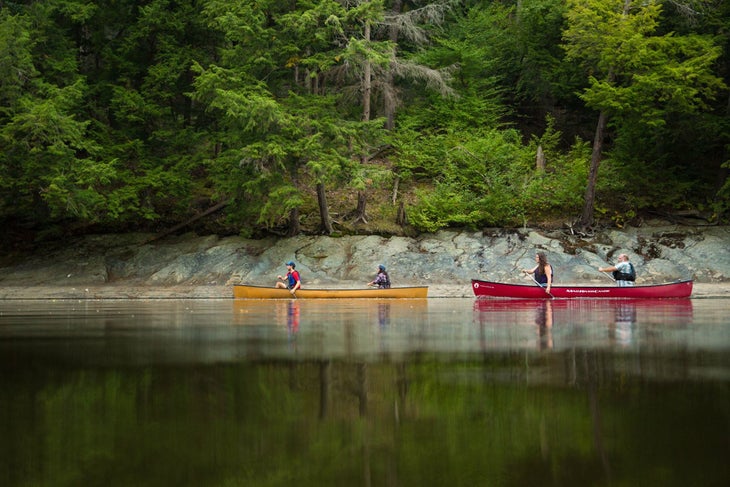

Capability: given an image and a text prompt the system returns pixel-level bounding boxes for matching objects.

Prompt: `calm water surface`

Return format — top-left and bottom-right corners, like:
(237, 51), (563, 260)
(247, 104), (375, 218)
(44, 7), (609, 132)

(1, 297), (728, 486)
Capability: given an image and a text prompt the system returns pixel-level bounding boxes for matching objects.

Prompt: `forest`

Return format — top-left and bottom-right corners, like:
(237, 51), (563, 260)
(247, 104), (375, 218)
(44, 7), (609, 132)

(1, 0), (728, 243)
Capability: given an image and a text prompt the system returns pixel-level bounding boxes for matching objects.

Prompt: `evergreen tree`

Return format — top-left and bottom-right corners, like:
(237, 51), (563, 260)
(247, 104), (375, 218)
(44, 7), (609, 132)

(562, 0), (724, 228)
(0, 3), (100, 227)
(195, 0), (380, 236)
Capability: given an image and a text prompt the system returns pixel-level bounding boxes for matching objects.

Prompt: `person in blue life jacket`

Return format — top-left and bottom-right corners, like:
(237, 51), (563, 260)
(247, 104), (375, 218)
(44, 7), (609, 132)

(276, 261), (301, 295)
(599, 253), (636, 287)
(367, 264), (391, 289)
(522, 251), (553, 294)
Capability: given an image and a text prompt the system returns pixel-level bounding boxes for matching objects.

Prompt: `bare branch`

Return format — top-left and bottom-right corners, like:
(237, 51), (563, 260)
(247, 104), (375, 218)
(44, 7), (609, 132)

(382, 0), (458, 45)
(390, 58), (457, 98)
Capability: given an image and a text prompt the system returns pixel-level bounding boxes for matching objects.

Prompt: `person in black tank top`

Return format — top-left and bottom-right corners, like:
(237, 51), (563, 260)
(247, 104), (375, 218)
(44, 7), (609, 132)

(522, 251), (553, 294)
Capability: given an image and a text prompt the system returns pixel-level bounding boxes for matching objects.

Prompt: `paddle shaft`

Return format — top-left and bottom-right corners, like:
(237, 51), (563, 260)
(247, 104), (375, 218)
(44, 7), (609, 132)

(526, 272), (553, 298)
(601, 271), (616, 282)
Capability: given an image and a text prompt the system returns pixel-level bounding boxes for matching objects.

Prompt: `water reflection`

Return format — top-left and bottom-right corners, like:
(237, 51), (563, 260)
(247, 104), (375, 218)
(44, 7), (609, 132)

(610, 301), (637, 346)
(0, 298), (727, 487)
(273, 299), (300, 334)
(378, 302), (390, 329)
(536, 300), (553, 350)
(474, 298), (695, 349)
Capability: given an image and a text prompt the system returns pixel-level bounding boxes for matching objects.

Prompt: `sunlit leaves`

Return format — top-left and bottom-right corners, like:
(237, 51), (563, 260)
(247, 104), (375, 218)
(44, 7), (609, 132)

(563, 0), (723, 120)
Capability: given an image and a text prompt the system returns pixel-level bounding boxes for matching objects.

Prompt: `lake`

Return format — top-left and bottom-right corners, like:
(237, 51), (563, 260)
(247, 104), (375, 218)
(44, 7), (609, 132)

(1, 297), (728, 487)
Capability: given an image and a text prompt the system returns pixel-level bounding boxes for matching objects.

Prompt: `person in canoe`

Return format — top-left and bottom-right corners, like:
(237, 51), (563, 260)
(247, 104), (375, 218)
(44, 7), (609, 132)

(276, 261), (301, 295)
(367, 264), (391, 289)
(598, 254), (636, 287)
(522, 251), (553, 294)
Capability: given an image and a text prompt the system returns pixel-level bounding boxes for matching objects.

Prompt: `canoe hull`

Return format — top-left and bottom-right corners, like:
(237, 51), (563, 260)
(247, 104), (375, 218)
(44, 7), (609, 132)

(234, 284), (428, 299)
(471, 279), (693, 299)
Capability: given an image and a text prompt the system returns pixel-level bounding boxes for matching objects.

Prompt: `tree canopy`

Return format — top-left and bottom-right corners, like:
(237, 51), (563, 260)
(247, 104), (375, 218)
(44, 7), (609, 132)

(1, 0), (728, 242)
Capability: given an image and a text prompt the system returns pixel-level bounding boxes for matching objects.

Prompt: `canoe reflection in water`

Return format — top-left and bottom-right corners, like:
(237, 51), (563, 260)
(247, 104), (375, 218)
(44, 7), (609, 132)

(378, 302), (390, 329)
(536, 300), (553, 350)
(278, 300), (300, 333)
(474, 298), (694, 350)
(234, 299), (301, 334)
(286, 299), (299, 333)
(610, 301), (637, 346)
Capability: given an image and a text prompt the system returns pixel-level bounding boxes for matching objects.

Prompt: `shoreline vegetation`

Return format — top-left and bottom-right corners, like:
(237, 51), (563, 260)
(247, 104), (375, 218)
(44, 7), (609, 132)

(1, 2), (728, 247)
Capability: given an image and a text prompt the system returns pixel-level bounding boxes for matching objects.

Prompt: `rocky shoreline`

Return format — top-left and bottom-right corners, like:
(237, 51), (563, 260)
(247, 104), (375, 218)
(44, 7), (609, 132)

(1, 225), (728, 300)
(0, 282), (729, 300)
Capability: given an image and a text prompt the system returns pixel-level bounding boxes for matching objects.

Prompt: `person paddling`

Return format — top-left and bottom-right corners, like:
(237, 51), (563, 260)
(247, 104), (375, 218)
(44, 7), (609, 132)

(522, 251), (553, 294)
(367, 264), (391, 289)
(599, 254), (636, 287)
(276, 261), (301, 296)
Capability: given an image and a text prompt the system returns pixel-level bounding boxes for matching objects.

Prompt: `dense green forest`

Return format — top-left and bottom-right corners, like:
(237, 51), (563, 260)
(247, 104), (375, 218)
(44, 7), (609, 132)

(1, 0), (728, 242)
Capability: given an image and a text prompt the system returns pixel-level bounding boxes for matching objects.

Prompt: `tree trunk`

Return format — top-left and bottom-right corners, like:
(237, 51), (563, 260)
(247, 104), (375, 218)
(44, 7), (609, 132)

(362, 22), (372, 127)
(384, 0), (402, 131)
(353, 191), (368, 224)
(577, 2), (630, 230)
(396, 200), (407, 226)
(317, 182), (333, 234)
(579, 110), (609, 229)
(357, 362), (368, 417)
(287, 207), (300, 237)
(354, 22), (372, 220)
(536, 145), (546, 172)
(318, 360), (330, 420)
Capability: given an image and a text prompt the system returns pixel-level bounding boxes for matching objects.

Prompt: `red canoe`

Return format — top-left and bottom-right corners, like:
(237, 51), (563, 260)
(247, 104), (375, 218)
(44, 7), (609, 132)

(471, 279), (693, 299)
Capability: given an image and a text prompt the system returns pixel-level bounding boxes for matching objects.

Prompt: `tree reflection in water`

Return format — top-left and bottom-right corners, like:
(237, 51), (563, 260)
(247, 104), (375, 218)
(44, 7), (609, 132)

(1, 297), (724, 487)
(536, 300), (553, 350)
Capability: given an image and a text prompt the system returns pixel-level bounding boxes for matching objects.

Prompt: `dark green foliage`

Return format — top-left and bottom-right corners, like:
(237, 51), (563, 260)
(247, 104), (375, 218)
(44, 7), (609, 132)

(0, 0), (728, 240)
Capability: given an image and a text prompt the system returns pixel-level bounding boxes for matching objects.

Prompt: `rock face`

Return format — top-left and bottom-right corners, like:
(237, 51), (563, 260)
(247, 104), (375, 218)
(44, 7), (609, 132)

(1, 226), (728, 295)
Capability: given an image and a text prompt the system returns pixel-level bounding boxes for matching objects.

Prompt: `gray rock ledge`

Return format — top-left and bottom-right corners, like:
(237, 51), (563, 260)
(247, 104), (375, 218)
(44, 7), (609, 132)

(1, 225), (728, 299)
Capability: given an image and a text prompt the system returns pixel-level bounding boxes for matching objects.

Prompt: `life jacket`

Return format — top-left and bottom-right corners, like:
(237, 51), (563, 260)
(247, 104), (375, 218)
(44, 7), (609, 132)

(376, 272), (391, 289)
(613, 263), (635, 281)
(286, 270), (301, 288)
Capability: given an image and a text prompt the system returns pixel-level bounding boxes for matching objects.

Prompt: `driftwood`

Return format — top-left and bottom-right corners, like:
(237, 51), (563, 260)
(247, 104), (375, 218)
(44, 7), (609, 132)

(145, 199), (230, 243)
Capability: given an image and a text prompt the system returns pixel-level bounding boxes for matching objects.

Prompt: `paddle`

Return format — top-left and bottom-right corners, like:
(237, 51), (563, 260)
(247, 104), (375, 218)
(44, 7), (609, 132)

(523, 271), (553, 298)
(597, 261), (617, 282)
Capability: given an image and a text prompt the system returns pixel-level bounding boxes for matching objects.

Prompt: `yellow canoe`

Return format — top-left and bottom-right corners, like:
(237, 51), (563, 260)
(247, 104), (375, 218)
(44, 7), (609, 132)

(233, 284), (428, 299)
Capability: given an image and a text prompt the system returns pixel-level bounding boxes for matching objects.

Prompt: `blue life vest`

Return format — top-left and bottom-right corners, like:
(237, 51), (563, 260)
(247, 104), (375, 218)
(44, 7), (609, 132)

(286, 270), (301, 288)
